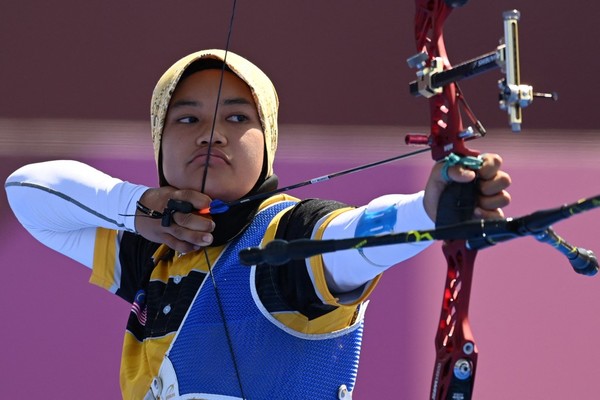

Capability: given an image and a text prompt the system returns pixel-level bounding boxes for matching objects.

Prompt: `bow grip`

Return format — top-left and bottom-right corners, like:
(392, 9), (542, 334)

(435, 181), (478, 228)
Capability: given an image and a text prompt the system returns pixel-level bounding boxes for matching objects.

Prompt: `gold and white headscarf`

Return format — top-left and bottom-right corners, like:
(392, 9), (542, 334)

(150, 49), (279, 186)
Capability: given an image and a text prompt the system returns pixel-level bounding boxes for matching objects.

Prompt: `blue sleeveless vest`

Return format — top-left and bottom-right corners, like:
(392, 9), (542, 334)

(159, 200), (365, 399)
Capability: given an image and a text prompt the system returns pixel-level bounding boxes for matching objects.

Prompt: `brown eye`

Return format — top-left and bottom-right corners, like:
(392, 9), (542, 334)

(226, 114), (249, 123)
(178, 116), (198, 124)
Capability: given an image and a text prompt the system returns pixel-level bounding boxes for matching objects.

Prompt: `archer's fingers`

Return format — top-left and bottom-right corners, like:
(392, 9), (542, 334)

(477, 155), (511, 212)
(165, 215), (214, 248)
(478, 170), (512, 196)
(446, 165), (477, 183)
(478, 153), (504, 180)
(431, 161), (476, 185)
(172, 210), (215, 232)
(474, 207), (505, 220)
(161, 234), (208, 254)
(478, 189), (512, 211)
(169, 189), (213, 211)
(163, 223), (213, 252)
(445, 153), (504, 183)
(135, 187), (215, 251)
(167, 191), (215, 245)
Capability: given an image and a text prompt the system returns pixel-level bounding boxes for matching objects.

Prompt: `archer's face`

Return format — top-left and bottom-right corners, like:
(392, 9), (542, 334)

(161, 69), (265, 201)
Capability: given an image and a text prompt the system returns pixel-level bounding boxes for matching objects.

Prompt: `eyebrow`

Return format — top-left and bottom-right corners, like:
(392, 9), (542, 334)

(223, 97), (253, 106)
(170, 97), (253, 109)
(170, 100), (200, 109)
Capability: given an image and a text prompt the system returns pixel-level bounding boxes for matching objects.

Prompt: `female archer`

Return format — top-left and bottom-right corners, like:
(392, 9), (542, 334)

(5, 49), (510, 399)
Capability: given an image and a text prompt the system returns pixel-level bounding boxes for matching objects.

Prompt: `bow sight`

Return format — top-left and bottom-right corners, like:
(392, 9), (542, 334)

(406, 9), (557, 134)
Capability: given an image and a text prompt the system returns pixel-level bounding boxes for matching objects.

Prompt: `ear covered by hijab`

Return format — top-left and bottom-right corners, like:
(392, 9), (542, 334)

(149, 50), (281, 246)
(150, 49), (279, 187)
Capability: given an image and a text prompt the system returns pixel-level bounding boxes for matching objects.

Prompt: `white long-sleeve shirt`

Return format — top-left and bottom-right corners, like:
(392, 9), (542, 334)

(5, 160), (434, 295)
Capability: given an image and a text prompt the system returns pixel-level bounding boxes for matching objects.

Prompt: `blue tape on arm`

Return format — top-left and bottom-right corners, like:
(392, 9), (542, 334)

(353, 203), (399, 267)
(355, 204), (398, 238)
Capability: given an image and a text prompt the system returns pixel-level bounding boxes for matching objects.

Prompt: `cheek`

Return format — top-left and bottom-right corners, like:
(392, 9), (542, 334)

(243, 132), (265, 174)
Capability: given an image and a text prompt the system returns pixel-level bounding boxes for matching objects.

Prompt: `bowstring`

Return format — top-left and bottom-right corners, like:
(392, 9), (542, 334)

(200, 0), (246, 398)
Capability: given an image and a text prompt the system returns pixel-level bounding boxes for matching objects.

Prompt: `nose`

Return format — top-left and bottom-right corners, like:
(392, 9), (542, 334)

(196, 124), (228, 147)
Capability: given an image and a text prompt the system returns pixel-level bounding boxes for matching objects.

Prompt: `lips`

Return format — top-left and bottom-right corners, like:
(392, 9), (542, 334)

(189, 149), (230, 165)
